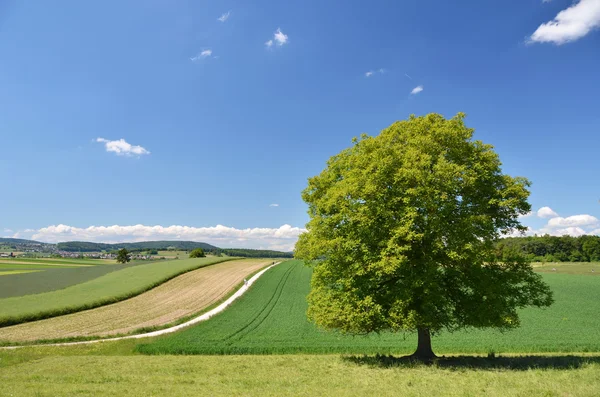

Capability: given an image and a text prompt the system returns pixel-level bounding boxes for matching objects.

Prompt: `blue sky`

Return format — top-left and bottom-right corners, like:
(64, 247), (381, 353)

(1, 0), (599, 250)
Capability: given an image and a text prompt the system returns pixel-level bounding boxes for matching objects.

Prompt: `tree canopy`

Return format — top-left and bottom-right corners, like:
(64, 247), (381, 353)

(116, 248), (131, 264)
(189, 248), (206, 258)
(295, 113), (554, 359)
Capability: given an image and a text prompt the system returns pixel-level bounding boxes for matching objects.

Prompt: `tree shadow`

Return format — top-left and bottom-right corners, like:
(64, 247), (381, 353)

(343, 354), (600, 371)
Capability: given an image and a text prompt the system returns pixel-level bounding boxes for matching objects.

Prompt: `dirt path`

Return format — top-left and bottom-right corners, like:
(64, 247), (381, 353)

(0, 260), (280, 344)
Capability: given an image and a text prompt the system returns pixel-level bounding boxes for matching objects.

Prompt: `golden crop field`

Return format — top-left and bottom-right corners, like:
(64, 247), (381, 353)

(0, 259), (273, 342)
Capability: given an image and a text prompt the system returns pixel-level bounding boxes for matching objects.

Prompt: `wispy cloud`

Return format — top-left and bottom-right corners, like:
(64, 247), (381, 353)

(218, 11), (231, 22)
(266, 28), (288, 48)
(29, 224), (306, 251)
(365, 69), (385, 78)
(529, 0), (600, 45)
(96, 138), (150, 157)
(404, 73), (413, 80)
(411, 85), (424, 95)
(269, 204), (280, 207)
(190, 49), (214, 62)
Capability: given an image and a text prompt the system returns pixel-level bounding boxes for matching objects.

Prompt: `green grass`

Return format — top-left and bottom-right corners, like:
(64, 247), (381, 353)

(6, 258), (113, 265)
(0, 270), (42, 277)
(0, 257), (231, 327)
(532, 261), (600, 275)
(1, 348), (599, 396)
(0, 261), (145, 298)
(138, 260), (600, 355)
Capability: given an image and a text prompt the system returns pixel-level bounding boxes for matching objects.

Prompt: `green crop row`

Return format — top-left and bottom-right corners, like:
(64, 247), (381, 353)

(138, 260), (600, 355)
(0, 257), (231, 327)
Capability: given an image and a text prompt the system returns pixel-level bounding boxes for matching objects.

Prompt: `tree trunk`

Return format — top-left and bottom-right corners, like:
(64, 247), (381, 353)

(409, 327), (437, 361)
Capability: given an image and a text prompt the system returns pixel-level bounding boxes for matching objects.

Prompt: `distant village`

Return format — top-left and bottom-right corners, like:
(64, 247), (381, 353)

(0, 241), (156, 261)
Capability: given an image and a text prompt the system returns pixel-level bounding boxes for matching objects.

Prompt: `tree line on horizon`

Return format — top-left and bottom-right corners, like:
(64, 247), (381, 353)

(495, 235), (600, 262)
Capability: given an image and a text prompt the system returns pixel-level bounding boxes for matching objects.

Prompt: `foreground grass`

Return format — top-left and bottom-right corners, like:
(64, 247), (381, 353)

(0, 259), (274, 342)
(139, 260), (600, 355)
(0, 257), (230, 327)
(1, 347), (599, 396)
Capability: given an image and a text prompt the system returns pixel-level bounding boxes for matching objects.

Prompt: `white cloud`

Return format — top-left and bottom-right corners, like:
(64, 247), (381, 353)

(529, 0), (600, 45)
(190, 50), (214, 62)
(3, 228), (13, 233)
(218, 11), (231, 22)
(266, 28), (288, 48)
(31, 224), (305, 251)
(411, 85), (423, 95)
(269, 204), (280, 207)
(547, 214), (600, 228)
(404, 73), (413, 80)
(366, 69), (386, 77)
(519, 211), (534, 219)
(96, 138), (150, 157)
(537, 206), (559, 218)
(274, 28), (288, 45)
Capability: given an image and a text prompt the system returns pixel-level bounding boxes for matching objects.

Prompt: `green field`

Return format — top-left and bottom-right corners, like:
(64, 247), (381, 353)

(0, 257), (230, 327)
(0, 259), (146, 298)
(138, 260), (600, 355)
(1, 344), (599, 396)
(0, 270), (41, 277)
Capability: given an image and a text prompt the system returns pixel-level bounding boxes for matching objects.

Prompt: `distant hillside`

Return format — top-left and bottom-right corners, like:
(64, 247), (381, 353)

(208, 248), (294, 258)
(1, 237), (293, 258)
(0, 238), (45, 246)
(56, 241), (219, 252)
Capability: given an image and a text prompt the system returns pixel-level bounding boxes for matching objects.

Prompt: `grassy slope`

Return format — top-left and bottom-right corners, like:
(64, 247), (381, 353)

(0, 257), (230, 327)
(138, 260), (600, 355)
(1, 346), (599, 397)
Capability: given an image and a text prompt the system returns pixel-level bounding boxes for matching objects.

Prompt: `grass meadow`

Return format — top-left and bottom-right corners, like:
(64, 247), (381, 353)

(0, 257), (230, 327)
(1, 343), (600, 396)
(138, 260), (600, 355)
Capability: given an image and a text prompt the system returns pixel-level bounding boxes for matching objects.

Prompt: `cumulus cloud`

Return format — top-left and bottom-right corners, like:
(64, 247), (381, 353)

(31, 224), (305, 252)
(513, 207), (600, 238)
(529, 0), (600, 45)
(537, 206), (559, 218)
(266, 28), (288, 48)
(547, 214), (600, 228)
(365, 71), (373, 77)
(218, 11), (230, 22)
(411, 85), (423, 95)
(269, 204), (280, 207)
(96, 138), (150, 157)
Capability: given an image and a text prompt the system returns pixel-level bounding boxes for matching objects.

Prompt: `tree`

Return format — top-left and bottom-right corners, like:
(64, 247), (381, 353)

(116, 248), (131, 264)
(295, 113), (554, 360)
(189, 248), (206, 258)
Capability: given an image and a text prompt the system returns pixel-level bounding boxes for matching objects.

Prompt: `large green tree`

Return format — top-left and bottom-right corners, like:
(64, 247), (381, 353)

(189, 248), (206, 258)
(116, 248), (131, 264)
(295, 113), (554, 360)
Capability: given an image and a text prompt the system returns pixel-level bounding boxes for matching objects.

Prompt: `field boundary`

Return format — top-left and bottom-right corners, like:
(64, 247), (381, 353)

(1, 261), (282, 349)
